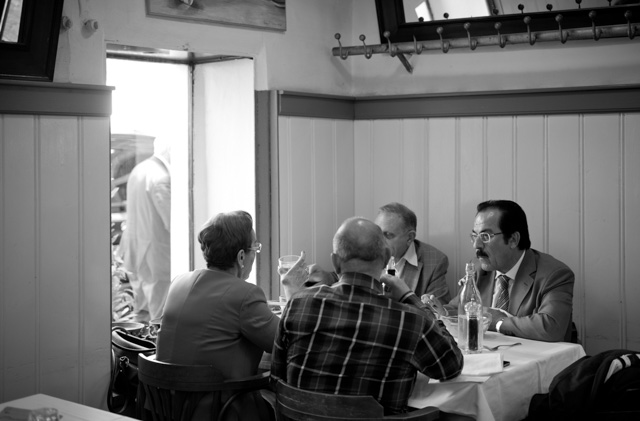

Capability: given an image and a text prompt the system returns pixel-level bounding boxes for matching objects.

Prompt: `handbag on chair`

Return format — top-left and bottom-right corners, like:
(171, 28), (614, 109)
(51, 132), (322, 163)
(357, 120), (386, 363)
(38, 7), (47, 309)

(107, 327), (156, 417)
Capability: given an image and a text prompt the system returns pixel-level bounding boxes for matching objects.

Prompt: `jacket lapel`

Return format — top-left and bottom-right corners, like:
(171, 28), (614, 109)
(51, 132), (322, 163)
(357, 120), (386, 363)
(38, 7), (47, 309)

(511, 249), (536, 315)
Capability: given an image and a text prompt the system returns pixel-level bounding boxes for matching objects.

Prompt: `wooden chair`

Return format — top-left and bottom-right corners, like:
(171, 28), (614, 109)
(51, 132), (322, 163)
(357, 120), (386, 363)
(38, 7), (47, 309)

(275, 380), (440, 421)
(137, 353), (272, 421)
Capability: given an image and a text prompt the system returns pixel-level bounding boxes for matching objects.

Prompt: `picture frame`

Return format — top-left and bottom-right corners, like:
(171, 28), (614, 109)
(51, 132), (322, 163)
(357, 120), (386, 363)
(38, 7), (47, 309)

(0, 0), (65, 82)
(145, 0), (286, 32)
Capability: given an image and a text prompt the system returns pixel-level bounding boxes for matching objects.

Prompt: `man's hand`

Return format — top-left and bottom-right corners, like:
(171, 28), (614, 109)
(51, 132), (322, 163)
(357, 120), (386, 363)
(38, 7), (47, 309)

(485, 307), (511, 331)
(421, 294), (448, 317)
(380, 273), (411, 302)
(281, 251), (308, 300)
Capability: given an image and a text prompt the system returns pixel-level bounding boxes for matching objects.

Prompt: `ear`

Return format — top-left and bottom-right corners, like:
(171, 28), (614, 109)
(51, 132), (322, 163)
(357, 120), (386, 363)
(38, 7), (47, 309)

(508, 232), (520, 249)
(406, 230), (416, 243)
(236, 249), (245, 266)
(331, 253), (341, 274)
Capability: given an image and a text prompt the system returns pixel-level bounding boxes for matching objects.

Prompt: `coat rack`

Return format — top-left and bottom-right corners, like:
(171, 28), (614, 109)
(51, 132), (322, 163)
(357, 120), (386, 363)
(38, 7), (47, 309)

(332, 5), (640, 74)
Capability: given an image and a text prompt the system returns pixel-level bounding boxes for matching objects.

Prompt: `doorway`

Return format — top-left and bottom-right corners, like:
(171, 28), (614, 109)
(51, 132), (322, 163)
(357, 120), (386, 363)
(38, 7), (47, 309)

(107, 46), (256, 324)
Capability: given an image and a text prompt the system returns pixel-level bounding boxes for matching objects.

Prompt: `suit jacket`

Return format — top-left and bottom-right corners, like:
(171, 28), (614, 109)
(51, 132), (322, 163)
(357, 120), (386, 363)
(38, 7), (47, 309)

(469, 249), (574, 342)
(402, 240), (451, 302)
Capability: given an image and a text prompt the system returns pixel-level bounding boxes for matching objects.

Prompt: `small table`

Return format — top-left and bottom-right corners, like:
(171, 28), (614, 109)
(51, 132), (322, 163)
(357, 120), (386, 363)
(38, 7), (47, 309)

(0, 394), (137, 421)
(408, 332), (586, 421)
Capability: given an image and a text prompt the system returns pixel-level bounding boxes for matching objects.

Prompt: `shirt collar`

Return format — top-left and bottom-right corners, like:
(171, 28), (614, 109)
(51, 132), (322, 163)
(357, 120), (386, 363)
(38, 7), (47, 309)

(497, 250), (526, 280)
(338, 272), (384, 294)
(396, 241), (418, 274)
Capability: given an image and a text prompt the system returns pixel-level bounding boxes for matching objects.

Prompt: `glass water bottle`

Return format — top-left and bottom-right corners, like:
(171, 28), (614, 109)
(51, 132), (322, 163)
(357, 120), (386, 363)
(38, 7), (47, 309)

(458, 262), (483, 353)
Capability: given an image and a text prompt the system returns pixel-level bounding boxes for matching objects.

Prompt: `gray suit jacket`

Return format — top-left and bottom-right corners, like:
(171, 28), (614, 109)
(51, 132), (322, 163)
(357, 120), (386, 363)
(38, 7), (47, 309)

(402, 240), (451, 302)
(473, 249), (574, 342)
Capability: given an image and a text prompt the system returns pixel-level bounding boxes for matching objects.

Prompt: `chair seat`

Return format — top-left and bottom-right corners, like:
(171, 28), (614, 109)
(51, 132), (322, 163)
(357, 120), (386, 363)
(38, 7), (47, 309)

(275, 380), (439, 421)
(137, 353), (272, 421)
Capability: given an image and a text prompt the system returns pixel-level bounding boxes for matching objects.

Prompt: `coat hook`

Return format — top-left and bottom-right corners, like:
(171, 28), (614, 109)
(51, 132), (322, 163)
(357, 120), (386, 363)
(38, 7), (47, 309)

(413, 35), (423, 55)
(464, 22), (477, 50)
(523, 16), (536, 45)
(359, 34), (373, 59)
(555, 15), (569, 44)
(626, 11), (637, 40)
(494, 22), (507, 48)
(518, 4), (525, 14)
(589, 11), (602, 41)
(383, 31), (397, 57)
(546, 4), (553, 12)
(334, 33), (349, 60)
(436, 27), (450, 53)
(575, 0), (582, 9)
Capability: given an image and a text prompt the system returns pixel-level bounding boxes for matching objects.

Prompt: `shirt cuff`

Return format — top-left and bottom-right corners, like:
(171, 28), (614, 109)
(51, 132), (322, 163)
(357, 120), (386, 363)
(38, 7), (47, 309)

(496, 319), (504, 333)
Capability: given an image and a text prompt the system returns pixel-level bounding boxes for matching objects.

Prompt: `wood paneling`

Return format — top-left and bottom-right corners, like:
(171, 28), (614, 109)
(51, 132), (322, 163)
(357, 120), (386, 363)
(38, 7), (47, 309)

(0, 110), (110, 406)
(278, 110), (640, 355)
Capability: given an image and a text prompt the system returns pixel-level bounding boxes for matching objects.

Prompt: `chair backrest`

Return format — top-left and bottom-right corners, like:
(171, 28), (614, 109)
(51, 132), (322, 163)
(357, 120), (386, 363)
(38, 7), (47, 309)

(137, 353), (270, 421)
(275, 380), (439, 421)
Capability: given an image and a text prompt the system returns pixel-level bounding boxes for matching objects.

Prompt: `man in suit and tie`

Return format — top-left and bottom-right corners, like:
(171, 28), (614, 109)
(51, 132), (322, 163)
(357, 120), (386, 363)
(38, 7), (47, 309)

(452, 199), (575, 342)
(375, 202), (451, 302)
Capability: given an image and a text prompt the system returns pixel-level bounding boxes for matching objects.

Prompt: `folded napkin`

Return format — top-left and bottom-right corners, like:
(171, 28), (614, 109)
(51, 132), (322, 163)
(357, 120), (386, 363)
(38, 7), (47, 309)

(462, 352), (504, 376)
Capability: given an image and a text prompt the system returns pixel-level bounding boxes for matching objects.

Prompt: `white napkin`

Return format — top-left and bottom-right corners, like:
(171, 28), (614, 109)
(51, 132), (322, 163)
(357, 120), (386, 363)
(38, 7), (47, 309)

(462, 352), (504, 376)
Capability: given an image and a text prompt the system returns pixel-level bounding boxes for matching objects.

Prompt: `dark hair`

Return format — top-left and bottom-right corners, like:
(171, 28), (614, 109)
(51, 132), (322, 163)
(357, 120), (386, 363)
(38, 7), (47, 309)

(333, 217), (387, 263)
(198, 211), (253, 270)
(477, 200), (531, 250)
(378, 202), (417, 231)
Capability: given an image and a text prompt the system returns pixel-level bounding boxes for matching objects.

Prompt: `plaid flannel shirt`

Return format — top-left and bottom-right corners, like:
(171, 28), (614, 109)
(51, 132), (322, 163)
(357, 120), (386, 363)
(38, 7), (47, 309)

(271, 272), (463, 414)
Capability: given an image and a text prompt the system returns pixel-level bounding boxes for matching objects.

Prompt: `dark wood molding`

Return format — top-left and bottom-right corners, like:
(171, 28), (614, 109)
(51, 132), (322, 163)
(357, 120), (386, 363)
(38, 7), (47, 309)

(279, 85), (640, 120)
(0, 80), (113, 117)
(278, 91), (355, 120)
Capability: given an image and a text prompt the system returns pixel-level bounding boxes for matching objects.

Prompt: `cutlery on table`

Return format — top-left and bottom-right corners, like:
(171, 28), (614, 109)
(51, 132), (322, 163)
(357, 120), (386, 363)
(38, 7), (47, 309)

(484, 342), (522, 351)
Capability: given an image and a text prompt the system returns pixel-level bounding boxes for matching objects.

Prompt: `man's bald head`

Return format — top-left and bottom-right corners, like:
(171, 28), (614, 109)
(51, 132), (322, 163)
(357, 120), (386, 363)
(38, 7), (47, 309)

(332, 217), (390, 277)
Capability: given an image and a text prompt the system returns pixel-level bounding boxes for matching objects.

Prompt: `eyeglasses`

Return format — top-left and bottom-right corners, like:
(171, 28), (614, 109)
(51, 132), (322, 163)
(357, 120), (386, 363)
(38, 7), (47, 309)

(247, 242), (262, 254)
(383, 230), (415, 240)
(470, 232), (503, 244)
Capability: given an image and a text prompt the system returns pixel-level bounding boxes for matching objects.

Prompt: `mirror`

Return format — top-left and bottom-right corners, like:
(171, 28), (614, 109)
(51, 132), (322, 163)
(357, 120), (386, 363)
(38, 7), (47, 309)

(0, 0), (64, 81)
(376, 0), (640, 42)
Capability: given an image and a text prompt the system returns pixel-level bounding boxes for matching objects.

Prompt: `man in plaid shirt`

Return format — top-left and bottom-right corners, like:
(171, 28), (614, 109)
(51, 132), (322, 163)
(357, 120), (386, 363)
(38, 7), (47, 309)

(271, 217), (463, 415)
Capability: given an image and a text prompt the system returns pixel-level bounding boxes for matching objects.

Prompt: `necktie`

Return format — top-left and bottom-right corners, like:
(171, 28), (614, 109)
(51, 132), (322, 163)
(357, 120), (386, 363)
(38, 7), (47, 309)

(494, 274), (510, 311)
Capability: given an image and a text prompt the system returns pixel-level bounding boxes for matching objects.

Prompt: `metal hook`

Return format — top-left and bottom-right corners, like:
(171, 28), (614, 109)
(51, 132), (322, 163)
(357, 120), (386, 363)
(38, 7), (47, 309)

(334, 33), (349, 60)
(555, 14), (569, 44)
(518, 4), (525, 14)
(575, 0), (582, 9)
(626, 11), (637, 40)
(589, 11), (602, 41)
(413, 35), (423, 55)
(359, 34), (373, 59)
(464, 22), (477, 51)
(383, 31), (397, 57)
(523, 16), (536, 45)
(494, 22), (507, 48)
(436, 27), (450, 53)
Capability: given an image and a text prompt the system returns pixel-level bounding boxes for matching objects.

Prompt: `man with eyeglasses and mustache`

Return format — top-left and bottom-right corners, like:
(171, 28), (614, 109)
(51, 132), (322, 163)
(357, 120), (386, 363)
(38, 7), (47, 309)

(449, 200), (575, 342)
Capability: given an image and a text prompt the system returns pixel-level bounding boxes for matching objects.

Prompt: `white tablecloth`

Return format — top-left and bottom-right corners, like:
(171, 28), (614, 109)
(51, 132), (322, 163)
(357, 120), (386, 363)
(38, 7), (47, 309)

(408, 332), (586, 421)
(0, 394), (137, 421)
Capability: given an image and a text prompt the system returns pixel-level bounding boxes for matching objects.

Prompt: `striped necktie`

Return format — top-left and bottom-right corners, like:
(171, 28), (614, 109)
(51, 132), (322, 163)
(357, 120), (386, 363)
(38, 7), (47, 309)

(494, 274), (510, 311)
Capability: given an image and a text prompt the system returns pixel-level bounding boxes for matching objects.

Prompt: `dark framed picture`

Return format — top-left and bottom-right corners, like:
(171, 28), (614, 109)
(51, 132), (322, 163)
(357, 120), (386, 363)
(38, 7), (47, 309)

(146, 0), (286, 32)
(0, 0), (65, 82)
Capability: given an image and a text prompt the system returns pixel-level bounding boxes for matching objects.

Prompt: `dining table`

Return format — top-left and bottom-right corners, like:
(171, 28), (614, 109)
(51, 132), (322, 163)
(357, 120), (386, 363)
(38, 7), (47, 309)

(408, 331), (586, 421)
(0, 394), (137, 421)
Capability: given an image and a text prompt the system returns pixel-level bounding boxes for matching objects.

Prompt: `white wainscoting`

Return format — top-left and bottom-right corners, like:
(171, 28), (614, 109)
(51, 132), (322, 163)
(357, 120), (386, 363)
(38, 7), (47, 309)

(0, 81), (111, 407)
(278, 113), (640, 356)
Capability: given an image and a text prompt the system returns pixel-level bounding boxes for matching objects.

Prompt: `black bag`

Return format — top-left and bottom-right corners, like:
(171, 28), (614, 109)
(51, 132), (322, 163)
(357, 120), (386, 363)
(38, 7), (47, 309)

(107, 327), (156, 417)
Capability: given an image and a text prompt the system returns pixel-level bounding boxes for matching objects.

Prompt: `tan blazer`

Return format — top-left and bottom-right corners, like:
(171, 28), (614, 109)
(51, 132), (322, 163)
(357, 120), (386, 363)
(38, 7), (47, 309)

(401, 240), (451, 302)
(475, 249), (575, 342)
